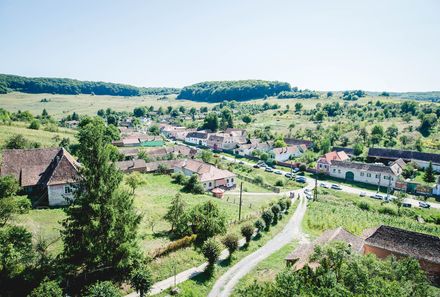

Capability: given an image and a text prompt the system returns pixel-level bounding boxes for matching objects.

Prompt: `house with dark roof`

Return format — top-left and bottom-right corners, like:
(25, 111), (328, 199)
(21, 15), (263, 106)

(368, 147), (440, 172)
(0, 148), (80, 206)
(329, 159), (405, 188)
(185, 131), (211, 146)
(285, 227), (364, 269)
(284, 138), (314, 149)
(363, 225), (440, 284)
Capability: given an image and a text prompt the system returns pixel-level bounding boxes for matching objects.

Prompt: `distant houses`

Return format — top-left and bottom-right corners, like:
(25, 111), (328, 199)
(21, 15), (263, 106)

(185, 131), (211, 147)
(0, 148), (80, 206)
(368, 147), (440, 172)
(271, 145), (306, 162)
(112, 134), (164, 147)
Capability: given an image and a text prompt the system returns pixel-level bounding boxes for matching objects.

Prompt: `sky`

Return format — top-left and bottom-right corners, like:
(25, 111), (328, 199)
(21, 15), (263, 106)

(0, 0), (439, 91)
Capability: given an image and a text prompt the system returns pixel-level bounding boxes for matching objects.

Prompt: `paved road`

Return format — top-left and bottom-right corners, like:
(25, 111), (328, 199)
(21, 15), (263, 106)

(221, 155), (440, 210)
(207, 195), (309, 297)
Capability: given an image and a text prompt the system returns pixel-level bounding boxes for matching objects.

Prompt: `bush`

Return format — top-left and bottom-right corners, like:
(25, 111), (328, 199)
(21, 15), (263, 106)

(261, 210), (274, 230)
(278, 199), (287, 212)
(222, 233), (239, 258)
(299, 164), (307, 172)
(151, 234), (197, 258)
(357, 201), (371, 211)
(254, 175), (264, 185)
(378, 206), (397, 216)
(172, 172), (188, 185)
(241, 224), (254, 243)
(285, 199), (292, 210)
(271, 204), (282, 224)
(28, 120), (41, 130)
(130, 265), (153, 297)
(84, 281), (122, 297)
(254, 219), (265, 232)
(202, 238), (222, 267)
(275, 179), (284, 187)
(29, 278), (63, 297)
(182, 174), (205, 194)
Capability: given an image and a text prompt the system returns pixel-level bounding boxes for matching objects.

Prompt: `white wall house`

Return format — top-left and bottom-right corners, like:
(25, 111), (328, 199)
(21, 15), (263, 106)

(271, 145), (305, 162)
(329, 160), (405, 188)
(185, 131), (210, 146)
(47, 183), (77, 206)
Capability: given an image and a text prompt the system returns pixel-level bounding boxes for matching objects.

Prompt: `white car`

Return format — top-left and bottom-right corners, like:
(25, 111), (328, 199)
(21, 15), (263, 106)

(370, 193), (384, 200)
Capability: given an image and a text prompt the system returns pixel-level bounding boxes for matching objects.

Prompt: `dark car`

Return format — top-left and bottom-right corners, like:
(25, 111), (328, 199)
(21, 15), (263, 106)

(295, 176), (306, 183)
(419, 201), (431, 209)
(253, 164), (260, 168)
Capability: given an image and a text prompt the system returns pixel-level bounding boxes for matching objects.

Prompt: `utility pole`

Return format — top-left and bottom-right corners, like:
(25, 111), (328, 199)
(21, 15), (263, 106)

(238, 182), (243, 221)
(314, 176), (318, 201)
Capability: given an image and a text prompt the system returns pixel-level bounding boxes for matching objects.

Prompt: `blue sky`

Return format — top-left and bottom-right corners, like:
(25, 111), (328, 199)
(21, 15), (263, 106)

(0, 0), (439, 91)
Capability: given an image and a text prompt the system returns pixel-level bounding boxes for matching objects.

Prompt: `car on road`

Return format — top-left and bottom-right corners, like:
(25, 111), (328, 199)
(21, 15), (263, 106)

(305, 193), (313, 200)
(402, 202), (412, 208)
(274, 170), (282, 175)
(285, 172), (293, 178)
(319, 183), (329, 188)
(265, 167), (273, 172)
(295, 176), (306, 183)
(370, 193), (384, 200)
(253, 164), (260, 168)
(239, 161), (244, 165)
(419, 201), (431, 209)
(359, 191), (366, 197)
(293, 168), (300, 173)
(304, 189), (312, 195)
(331, 184), (342, 190)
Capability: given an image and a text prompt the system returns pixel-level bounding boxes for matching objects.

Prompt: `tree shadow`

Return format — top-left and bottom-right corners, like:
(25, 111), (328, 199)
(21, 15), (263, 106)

(152, 230), (170, 239)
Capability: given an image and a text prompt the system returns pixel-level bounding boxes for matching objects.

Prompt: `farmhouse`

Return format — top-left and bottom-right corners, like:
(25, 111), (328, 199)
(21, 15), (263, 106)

(0, 148), (80, 206)
(329, 159), (405, 188)
(113, 134), (164, 147)
(160, 124), (195, 140)
(147, 145), (197, 160)
(185, 131), (211, 146)
(368, 147), (440, 172)
(284, 138), (314, 149)
(271, 145), (306, 162)
(316, 150), (350, 173)
(173, 159), (236, 190)
(363, 225), (440, 284)
(234, 141), (273, 157)
(285, 227), (364, 269)
(207, 132), (247, 151)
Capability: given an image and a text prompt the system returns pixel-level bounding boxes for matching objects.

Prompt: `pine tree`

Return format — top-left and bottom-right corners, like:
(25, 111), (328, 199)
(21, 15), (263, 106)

(423, 161), (435, 183)
(61, 117), (142, 291)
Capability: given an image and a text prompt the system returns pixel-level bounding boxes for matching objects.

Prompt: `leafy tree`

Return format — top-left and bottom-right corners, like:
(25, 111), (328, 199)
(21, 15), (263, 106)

(271, 204), (281, 224)
(148, 124), (160, 136)
(130, 265), (153, 297)
(0, 176), (30, 227)
(189, 201), (227, 242)
(133, 107), (147, 117)
(402, 163), (416, 179)
(423, 162), (435, 183)
(294, 102), (303, 112)
(200, 149), (213, 163)
(29, 119), (41, 130)
(202, 112), (219, 132)
(370, 124), (384, 145)
(182, 174), (205, 194)
(222, 233), (239, 259)
(220, 108), (234, 129)
(241, 224), (254, 244)
(0, 175), (20, 198)
(273, 138), (287, 148)
(353, 142), (364, 156)
(125, 172), (146, 195)
(201, 238), (222, 269)
(4, 134), (38, 149)
(326, 91), (333, 97)
(61, 117), (142, 290)
(164, 193), (189, 236)
(261, 210), (274, 230)
(314, 111), (325, 122)
(84, 281), (122, 297)
(419, 113), (437, 136)
(242, 115), (252, 124)
(254, 219), (265, 232)
(29, 278), (63, 297)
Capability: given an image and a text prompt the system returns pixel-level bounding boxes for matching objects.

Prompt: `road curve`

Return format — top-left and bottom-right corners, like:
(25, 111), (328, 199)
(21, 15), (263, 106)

(208, 195), (308, 297)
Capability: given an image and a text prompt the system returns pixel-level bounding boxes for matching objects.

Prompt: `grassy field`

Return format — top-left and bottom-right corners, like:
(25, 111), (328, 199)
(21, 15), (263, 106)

(0, 92), (211, 119)
(0, 121), (76, 148)
(302, 188), (440, 237)
(155, 200), (299, 296)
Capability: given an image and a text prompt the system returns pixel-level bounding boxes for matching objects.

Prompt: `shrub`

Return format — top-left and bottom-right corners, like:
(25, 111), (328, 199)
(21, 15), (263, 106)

(151, 234), (196, 258)
(299, 164), (307, 172)
(254, 219), (265, 232)
(172, 172), (188, 185)
(183, 174), (205, 194)
(201, 238), (222, 268)
(28, 120), (41, 130)
(271, 204), (282, 224)
(84, 281), (122, 297)
(357, 201), (371, 211)
(130, 265), (153, 297)
(285, 199), (292, 210)
(278, 199), (287, 212)
(241, 224), (254, 243)
(275, 179), (284, 187)
(378, 206), (397, 216)
(29, 278), (63, 297)
(222, 233), (239, 258)
(261, 210), (274, 230)
(254, 175), (264, 185)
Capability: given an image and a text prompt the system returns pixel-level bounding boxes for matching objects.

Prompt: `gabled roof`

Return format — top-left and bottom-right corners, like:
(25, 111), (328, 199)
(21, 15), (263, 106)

(284, 138), (314, 148)
(330, 160), (400, 175)
(186, 131), (210, 139)
(175, 159), (235, 182)
(368, 148), (440, 164)
(0, 148), (80, 187)
(364, 225), (440, 264)
(272, 145), (301, 155)
(318, 151), (349, 164)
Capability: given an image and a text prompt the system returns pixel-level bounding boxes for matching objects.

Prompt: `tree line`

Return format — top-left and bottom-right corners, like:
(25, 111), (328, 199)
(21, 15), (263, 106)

(177, 80), (291, 102)
(0, 74), (179, 96)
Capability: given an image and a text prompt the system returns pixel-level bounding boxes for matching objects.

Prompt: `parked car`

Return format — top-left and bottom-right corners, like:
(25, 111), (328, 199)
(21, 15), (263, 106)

(319, 183), (329, 188)
(285, 172), (293, 178)
(419, 201), (431, 209)
(359, 191), (366, 197)
(239, 161), (244, 165)
(274, 170), (282, 175)
(370, 193), (384, 200)
(331, 184), (342, 190)
(305, 194), (313, 200)
(402, 202), (412, 208)
(293, 168), (300, 173)
(253, 164), (260, 168)
(296, 176), (306, 183)
(304, 189), (312, 195)
(265, 167), (273, 172)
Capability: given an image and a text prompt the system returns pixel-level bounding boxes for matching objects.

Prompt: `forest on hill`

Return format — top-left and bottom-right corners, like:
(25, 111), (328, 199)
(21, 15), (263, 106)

(0, 74), (179, 96)
(177, 80), (291, 102)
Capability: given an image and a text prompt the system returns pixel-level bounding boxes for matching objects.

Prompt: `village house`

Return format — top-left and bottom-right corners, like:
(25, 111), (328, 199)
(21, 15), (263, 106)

(146, 145), (197, 160)
(207, 131), (248, 151)
(112, 134), (164, 147)
(368, 147), (440, 172)
(284, 138), (314, 149)
(270, 145), (306, 162)
(0, 148), (80, 206)
(173, 159), (236, 190)
(328, 159), (405, 188)
(185, 131), (211, 147)
(160, 124), (195, 140)
(316, 150), (350, 173)
(363, 225), (440, 284)
(234, 141), (273, 157)
(285, 227), (364, 269)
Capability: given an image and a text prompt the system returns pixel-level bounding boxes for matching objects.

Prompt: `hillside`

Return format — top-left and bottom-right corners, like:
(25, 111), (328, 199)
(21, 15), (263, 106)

(0, 73), (179, 96)
(177, 80), (291, 102)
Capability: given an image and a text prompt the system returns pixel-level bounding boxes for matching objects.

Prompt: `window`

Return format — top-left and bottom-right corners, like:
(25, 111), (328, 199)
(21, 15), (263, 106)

(384, 176), (389, 180)
(64, 185), (73, 194)
(367, 173), (371, 177)
(360, 172), (364, 177)
(231, 178), (234, 183)
(376, 174), (380, 179)
(338, 170), (341, 173)
(333, 169), (336, 173)
(209, 182), (212, 187)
